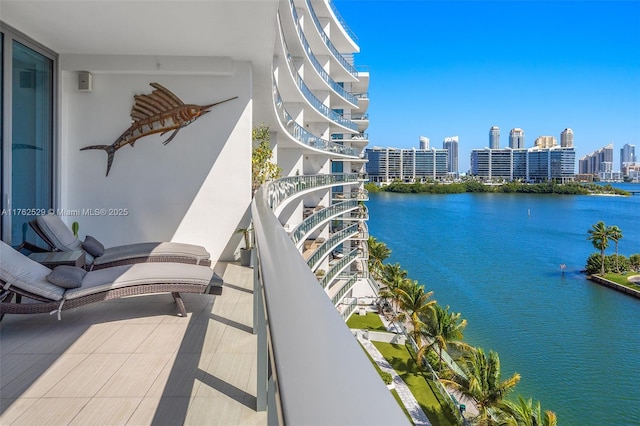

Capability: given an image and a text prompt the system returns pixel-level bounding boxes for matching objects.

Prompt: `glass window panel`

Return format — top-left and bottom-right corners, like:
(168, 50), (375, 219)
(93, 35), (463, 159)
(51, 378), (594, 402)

(11, 40), (53, 245)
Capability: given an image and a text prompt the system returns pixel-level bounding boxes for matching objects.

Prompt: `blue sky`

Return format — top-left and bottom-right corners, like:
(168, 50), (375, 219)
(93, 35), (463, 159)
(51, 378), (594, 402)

(333, 0), (640, 172)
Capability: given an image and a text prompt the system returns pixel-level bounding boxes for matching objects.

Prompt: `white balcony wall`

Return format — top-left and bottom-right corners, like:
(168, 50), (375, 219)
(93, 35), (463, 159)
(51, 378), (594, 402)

(59, 55), (252, 262)
(278, 147), (304, 177)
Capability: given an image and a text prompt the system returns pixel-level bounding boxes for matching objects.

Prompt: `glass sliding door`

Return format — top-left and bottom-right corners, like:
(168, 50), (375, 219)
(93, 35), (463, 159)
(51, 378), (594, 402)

(0, 26), (55, 247)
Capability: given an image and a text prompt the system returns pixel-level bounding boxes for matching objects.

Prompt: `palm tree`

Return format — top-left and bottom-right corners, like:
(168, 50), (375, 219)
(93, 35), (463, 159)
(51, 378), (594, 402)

(367, 236), (391, 280)
(378, 263), (408, 311)
(394, 280), (436, 347)
(608, 225), (623, 273)
(587, 221), (612, 275)
(498, 395), (557, 426)
(443, 348), (520, 425)
(419, 305), (470, 372)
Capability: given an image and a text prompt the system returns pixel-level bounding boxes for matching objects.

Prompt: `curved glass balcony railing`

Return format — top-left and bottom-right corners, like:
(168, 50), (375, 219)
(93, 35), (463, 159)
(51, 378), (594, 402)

(278, 16), (358, 132)
(304, 0), (358, 77)
(266, 173), (360, 212)
(320, 247), (359, 288)
(327, 0), (358, 43)
(272, 82), (359, 157)
(290, 199), (358, 246)
(341, 298), (358, 320)
(331, 274), (359, 305)
(287, 0), (358, 106)
(307, 223), (358, 269)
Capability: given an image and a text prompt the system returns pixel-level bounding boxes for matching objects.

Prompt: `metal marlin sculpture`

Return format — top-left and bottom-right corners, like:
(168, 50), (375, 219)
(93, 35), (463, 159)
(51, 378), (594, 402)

(80, 82), (237, 176)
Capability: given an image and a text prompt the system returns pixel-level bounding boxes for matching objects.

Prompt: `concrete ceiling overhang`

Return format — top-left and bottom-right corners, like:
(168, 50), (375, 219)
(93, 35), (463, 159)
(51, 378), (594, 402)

(0, 0), (278, 64)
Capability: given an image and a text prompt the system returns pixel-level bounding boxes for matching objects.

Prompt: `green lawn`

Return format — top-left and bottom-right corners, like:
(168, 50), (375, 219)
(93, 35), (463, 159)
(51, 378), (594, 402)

(359, 343), (414, 424)
(346, 312), (388, 331)
(373, 342), (459, 426)
(602, 273), (640, 291)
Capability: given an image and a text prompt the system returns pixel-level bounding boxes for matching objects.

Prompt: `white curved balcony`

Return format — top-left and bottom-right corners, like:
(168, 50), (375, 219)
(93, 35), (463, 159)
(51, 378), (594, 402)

(272, 81), (360, 158)
(330, 274), (359, 306)
(319, 247), (359, 288)
(277, 19), (358, 132)
(265, 173), (362, 214)
(304, 0), (358, 79)
(306, 223), (359, 270)
(290, 199), (358, 247)
(286, 0), (358, 107)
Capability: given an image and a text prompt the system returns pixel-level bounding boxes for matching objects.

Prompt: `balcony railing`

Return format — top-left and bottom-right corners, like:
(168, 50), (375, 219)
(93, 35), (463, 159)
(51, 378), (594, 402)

(252, 183), (406, 424)
(279, 17), (358, 132)
(290, 199), (358, 246)
(340, 298), (358, 320)
(307, 223), (358, 269)
(304, 0), (358, 77)
(288, 0), (358, 106)
(331, 274), (359, 305)
(272, 82), (360, 157)
(327, 0), (358, 43)
(320, 247), (359, 288)
(266, 173), (360, 212)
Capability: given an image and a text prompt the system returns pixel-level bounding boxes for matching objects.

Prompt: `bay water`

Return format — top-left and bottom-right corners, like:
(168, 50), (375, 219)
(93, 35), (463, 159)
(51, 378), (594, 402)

(366, 184), (640, 425)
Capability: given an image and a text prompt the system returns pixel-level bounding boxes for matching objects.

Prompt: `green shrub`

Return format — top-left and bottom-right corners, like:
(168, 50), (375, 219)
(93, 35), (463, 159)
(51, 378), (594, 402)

(380, 371), (393, 385)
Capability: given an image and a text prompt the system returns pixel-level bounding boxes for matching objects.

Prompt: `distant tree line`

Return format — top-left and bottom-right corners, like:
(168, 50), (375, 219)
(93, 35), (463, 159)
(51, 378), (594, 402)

(365, 181), (630, 196)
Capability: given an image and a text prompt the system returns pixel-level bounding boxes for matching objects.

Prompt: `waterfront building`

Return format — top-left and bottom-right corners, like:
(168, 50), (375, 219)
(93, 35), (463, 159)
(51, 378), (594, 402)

(489, 126), (500, 149)
(443, 136), (459, 176)
(366, 146), (448, 183)
(578, 143), (615, 179)
(470, 147), (575, 182)
(561, 128), (574, 147)
(0, 1), (406, 424)
(509, 128), (525, 149)
(621, 143), (636, 172)
(419, 136), (430, 150)
(534, 135), (558, 148)
(624, 165), (640, 182)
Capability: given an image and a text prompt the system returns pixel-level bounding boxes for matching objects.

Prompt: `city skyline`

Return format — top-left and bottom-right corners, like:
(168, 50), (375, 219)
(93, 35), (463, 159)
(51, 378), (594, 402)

(335, 0), (640, 172)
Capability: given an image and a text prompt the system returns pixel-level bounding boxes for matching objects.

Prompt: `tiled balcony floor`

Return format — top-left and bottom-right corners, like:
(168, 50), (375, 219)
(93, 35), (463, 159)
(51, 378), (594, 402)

(0, 263), (266, 426)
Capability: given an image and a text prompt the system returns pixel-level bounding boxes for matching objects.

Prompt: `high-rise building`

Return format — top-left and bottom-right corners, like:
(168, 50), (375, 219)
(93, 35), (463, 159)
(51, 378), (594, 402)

(509, 128), (525, 149)
(419, 136), (430, 150)
(470, 147), (575, 182)
(366, 147), (449, 183)
(443, 136), (459, 175)
(489, 126), (500, 149)
(534, 136), (557, 149)
(561, 128), (574, 147)
(621, 143), (636, 169)
(578, 144), (616, 179)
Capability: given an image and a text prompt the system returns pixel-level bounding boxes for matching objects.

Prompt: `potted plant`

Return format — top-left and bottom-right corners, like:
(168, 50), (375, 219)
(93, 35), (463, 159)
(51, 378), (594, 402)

(235, 226), (253, 267)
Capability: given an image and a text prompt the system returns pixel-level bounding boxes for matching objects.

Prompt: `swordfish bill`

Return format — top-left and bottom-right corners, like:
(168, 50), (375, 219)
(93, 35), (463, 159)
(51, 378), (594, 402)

(80, 82), (237, 176)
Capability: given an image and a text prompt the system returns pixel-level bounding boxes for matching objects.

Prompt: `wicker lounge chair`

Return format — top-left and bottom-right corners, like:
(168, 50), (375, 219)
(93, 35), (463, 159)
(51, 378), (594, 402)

(0, 241), (222, 320)
(30, 214), (211, 270)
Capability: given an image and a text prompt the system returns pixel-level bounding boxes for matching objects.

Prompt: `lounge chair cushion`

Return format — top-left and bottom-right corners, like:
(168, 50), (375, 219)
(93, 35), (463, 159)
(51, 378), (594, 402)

(83, 235), (105, 257)
(0, 241), (65, 301)
(64, 262), (216, 300)
(93, 242), (211, 267)
(46, 265), (87, 289)
(36, 214), (83, 252)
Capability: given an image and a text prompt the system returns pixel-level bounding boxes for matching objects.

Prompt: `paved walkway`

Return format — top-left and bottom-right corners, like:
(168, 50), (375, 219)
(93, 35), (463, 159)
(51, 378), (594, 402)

(356, 332), (432, 426)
